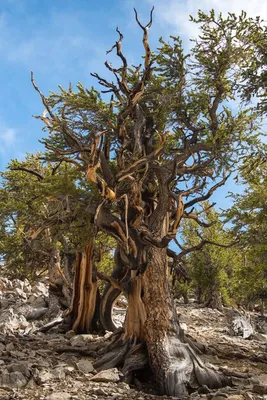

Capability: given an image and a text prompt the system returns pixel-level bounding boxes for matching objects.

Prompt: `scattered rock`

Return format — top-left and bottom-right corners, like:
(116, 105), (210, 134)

(52, 366), (66, 379)
(253, 384), (267, 395)
(92, 387), (109, 396)
(0, 371), (28, 388)
(26, 378), (38, 389)
(0, 277), (267, 400)
(28, 296), (47, 309)
(5, 342), (15, 352)
(255, 316), (267, 334)
(25, 307), (48, 321)
(45, 392), (72, 400)
(90, 368), (121, 383)
(0, 309), (29, 334)
(14, 287), (27, 300)
(70, 334), (98, 347)
(37, 370), (55, 384)
(9, 371), (28, 388)
(252, 332), (267, 342)
(0, 387), (13, 400)
(65, 330), (76, 339)
(7, 362), (31, 378)
(180, 322), (188, 331)
(35, 282), (49, 297)
(76, 359), (94, 374)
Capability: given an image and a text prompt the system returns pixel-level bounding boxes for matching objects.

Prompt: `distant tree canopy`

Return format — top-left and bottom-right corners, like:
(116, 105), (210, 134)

(1, 9), (267, 397)
(179, 204), (242, 309)
(0, 154), (92, 275)
(226, 162), (267, 305)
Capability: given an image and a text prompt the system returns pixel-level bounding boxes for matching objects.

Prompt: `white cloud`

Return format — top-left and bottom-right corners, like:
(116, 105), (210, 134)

(145, 0), (267, 41)
(0, 126), (16, 148)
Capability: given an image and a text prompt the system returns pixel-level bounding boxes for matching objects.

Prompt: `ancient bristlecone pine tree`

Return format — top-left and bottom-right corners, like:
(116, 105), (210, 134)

(32, 9), (259, 396)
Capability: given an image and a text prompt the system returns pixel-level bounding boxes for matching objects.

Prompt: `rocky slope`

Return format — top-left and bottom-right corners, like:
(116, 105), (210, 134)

(0, 276), (267, 400)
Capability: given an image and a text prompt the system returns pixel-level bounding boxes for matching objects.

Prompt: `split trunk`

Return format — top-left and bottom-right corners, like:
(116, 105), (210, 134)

(65, 241), (100, 333)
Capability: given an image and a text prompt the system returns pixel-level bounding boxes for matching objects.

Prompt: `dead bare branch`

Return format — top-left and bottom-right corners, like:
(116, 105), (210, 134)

(107, 27), (128, 91)
(183, 212), (215, 228)
(134, 7), (154, 69)
(176, 236), (238, 261)
(31, 72), (56, 122)
(184, 175), (229, 209)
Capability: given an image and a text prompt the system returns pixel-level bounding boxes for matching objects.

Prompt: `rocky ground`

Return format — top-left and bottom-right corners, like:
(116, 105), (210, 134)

(0, 277), (267, 400)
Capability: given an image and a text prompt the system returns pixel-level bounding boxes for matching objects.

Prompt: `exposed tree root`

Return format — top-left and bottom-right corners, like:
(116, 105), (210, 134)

(25, 307), (49, 321)
(37, 315), (63, 333)
(152, 333), (231, 397)
(219, 367), (253, 379)
(91, 327), (230, 395)
(55, 347), (98, 357)
(93, 336), (149, 385)
(121, 343), (148, 382)
(94, 339), (130, 370)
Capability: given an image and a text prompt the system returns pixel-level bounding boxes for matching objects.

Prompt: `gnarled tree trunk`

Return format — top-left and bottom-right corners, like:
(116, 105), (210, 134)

(94, 244), (229, 396)
(143, 246), (229, 396)
(100, 247), (129, 332)
(65, 240), (100, 333)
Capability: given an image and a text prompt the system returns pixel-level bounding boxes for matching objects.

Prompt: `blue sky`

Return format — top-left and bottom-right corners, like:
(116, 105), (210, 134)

(0, 0), (266, 208)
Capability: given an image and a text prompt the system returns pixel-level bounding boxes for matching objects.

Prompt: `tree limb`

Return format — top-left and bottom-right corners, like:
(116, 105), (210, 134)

(10, 167), (44, 181)
(184, 175), (229, 209)
(176, 237), (238, 261)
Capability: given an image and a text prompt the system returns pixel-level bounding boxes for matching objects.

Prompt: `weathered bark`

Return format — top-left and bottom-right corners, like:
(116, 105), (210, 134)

(94, 244), (229, 396)
(123, 274), (146, 341)
(65, 241), (100, 333)
(143, 246), (229, 396)
(100, 285), (121, 332)
(92, 174), (229, 395)
(100, 248), (129, 332)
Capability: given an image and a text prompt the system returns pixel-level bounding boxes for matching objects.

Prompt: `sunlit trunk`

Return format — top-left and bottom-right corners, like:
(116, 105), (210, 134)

(67, 241), (99, 333)
(123, 274), (146, 341)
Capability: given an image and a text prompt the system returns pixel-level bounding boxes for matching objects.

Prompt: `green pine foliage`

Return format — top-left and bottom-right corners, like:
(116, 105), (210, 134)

(180, 204), (242, 308)
(226, 163), (267, 306)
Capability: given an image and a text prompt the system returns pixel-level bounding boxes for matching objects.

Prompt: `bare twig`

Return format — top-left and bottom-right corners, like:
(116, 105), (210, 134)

(184, 175), (230, 209)
(134, 7), (154, 69)
(31, 72), (55, 120)
(176, 236), (238, 261)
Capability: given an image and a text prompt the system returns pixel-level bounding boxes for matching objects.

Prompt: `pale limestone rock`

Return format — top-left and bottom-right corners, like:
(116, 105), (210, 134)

(90, 368), (121, 383)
